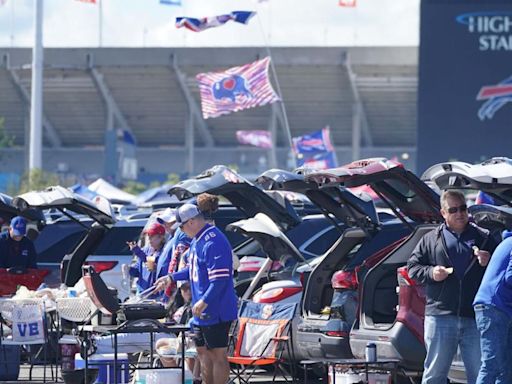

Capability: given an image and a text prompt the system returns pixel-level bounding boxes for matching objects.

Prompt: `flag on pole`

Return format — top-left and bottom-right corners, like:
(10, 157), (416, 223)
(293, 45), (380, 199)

(292, 127), (334, 154)
(301, 151), (338, 170)
(339, 0), (356, 6)
(196, 56), (280, 119)
(75, 0), (97, 3)
(160, 0), (181, 5)
(236, 130), (272, 149)
(176, 11), (256, 32)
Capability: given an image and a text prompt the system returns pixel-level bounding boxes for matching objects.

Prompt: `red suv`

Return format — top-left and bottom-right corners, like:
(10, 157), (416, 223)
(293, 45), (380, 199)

(349, 157), (512, 382)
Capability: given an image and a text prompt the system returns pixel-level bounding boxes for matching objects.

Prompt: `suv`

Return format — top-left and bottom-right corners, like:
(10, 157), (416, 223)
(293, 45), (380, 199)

(349, 157), (512, 382)
(256, 160), (439, 360)
(13, 187), (145, 300)
(169, 165), (334, 292)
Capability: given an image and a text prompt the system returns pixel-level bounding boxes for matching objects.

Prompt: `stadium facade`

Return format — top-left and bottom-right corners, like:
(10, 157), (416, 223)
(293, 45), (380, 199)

(0, 47), (417, 183)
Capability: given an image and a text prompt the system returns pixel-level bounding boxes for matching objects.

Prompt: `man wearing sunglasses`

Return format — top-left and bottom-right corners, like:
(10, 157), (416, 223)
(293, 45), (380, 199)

(408, 190), (498, 384)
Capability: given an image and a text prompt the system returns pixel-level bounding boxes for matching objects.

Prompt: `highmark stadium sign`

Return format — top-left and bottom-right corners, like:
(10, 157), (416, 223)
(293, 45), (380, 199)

(456, 11), (512, 51)
(418, 0), (512, 173)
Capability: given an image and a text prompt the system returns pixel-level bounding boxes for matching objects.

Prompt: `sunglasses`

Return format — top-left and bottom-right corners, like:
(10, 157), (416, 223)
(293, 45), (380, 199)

(446, 204), (468, 214)
(179, 219), (191, 228)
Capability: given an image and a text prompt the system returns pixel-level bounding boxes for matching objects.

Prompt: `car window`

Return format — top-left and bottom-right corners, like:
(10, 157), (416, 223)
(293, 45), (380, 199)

(302, 227), (341, 257)
(35, 222), (89, 263)
(91, 226), (143, 255)
(233, 238), (266, 257)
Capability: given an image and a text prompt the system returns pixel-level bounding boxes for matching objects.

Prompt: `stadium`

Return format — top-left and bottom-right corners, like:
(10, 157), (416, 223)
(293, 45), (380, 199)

(0, 46), (417, 184)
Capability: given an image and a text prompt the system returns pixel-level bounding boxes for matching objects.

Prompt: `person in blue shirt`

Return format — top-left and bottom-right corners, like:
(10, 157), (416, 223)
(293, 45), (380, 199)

(0, 216), (37, 270)
(473, 230), (512, 384)
(154, 208), (191, 301)
(155, 203), (238, 384)
(127, 222), (166, 299)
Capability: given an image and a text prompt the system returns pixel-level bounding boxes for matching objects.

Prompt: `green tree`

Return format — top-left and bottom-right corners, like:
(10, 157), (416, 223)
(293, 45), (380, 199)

(18, 168), (60, 194)
(166, 173), (180, 186)
(121, 180), (147, 195)
(0, 117), (15, 149)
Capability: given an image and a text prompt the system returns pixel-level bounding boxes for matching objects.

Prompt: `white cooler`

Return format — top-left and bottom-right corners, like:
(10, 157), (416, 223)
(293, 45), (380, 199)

(133, 368), (193, 384)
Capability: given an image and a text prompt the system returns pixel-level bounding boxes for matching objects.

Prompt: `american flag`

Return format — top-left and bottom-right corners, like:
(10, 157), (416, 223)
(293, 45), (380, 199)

(0, 0), (7, 6)
(196, 57), (280, 119)
(236, 130), (272, 148)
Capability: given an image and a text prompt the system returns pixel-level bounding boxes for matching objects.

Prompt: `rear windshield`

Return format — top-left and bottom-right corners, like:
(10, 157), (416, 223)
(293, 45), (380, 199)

(35, 222), (89, 263)
(91, 226), (143, 255)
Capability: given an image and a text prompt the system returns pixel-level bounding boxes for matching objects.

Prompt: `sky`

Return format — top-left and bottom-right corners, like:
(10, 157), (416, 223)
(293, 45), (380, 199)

(0, 0), (420, 48)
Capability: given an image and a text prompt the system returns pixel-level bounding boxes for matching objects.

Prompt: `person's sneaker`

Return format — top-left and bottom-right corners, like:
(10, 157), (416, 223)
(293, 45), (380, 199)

(193, 379), (202, 384)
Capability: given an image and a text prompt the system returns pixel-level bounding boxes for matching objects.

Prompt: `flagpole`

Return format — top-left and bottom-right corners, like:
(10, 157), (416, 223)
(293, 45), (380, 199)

(98, 0), (102, 47)
(10, 0), (14, 46)
(255, 6), (296, 167)
(29, 0), (44, 172)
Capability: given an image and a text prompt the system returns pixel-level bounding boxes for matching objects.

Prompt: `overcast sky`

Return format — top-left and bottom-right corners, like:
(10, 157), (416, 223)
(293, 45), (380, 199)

(0, 0), (420, 48)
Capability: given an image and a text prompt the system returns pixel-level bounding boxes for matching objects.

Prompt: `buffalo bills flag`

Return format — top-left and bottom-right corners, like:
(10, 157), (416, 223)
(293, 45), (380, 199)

(196, 57), (280, 119)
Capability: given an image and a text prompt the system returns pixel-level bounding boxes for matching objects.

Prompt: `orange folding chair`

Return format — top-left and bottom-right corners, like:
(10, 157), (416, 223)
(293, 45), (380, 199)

(228, 300), (297, 384)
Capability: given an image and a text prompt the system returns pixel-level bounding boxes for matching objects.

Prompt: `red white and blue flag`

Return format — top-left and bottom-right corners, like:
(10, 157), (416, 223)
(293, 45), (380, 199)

(160, 0), (181, 5)
(292, 127), (334, 154)
(196, 57), (280, 119)
(339, 0), (356, 6)
(176, 11), (255, 32)
(236, 130), (272, 149)
(301, 151), (338, 170)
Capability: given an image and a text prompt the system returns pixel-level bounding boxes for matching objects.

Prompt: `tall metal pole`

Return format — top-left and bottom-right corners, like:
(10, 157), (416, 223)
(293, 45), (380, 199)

(98, 0), (103, 47)
(29, 0), (43, 171)
(352, 103), (361, 161)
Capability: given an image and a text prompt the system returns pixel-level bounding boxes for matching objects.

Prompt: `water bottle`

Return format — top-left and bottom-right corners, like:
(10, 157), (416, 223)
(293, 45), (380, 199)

(365, 342), (377, 362)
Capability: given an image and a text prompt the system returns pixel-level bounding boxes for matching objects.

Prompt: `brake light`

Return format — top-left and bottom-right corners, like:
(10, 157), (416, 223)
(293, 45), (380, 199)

(331, 270), (358, 290)
(397, 266), (416, 286)
(84, 261), (118, 274)
(253, 287), (302, 303)
(324, 331), (349, 337)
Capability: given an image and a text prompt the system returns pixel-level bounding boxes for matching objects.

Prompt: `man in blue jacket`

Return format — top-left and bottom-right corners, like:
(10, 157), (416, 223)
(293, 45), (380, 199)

(0, 216), (37, 270)
(155, 203), (238, 384)
(473, 230), (512, 384)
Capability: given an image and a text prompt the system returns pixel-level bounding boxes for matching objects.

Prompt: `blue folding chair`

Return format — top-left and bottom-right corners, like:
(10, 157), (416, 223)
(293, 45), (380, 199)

(228, 300), (297, 383)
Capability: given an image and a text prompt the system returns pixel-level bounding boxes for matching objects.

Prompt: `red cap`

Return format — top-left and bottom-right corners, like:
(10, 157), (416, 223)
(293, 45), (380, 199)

(145, 222), (166, 236)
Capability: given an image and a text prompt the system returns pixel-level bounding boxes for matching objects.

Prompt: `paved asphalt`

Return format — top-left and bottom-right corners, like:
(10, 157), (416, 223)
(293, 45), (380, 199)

(11, 365), (301, 383)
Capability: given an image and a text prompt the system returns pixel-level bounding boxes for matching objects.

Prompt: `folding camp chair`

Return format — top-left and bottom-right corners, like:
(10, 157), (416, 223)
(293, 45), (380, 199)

(228, 300), (297, 384)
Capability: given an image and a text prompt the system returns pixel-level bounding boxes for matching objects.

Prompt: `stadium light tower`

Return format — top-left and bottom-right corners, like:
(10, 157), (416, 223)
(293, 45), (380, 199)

(29, 0), (44, 171)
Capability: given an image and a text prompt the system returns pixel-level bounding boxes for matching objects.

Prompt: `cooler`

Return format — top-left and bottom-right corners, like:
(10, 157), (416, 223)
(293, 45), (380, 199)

(329, 367), (391, 384)
(75, 352), (130, 384)
(0, 344), (21, 381)
(133, 368), (193, 384)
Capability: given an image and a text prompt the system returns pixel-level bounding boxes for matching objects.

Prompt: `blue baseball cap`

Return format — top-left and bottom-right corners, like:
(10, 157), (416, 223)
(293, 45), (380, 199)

(10, 216), (27, 237)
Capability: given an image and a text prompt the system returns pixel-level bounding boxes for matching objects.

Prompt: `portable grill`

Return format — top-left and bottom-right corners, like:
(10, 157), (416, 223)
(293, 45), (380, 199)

(82, 265), (167, 321)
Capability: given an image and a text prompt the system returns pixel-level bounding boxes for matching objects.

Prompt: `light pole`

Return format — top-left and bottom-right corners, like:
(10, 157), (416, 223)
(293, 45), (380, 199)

(29, 0), (44, 171)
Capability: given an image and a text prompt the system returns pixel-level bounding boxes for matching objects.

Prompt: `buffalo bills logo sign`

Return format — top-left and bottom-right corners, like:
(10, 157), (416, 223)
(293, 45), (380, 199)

(477, 75), (512, 120)
(212, 75), (252, 102)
